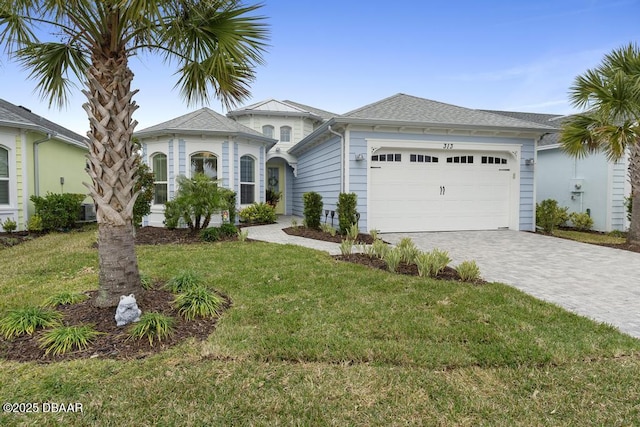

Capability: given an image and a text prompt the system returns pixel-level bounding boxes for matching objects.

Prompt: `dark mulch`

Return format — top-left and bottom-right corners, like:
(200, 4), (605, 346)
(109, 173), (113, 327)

(334, 253), (483, 284)
(0, 288), (231, 364)
(134, 226), (242, 245)
(283, 226), (376, 244)
(0, 231), (39, 248)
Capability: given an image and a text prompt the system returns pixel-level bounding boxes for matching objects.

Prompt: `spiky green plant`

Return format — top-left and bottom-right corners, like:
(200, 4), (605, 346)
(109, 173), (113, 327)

(346, 224), (360, 241)
(128, 312), (175, 346)
(396, 238), (420, 264)
(372, 239), (389, 259)
(415, 249), (452, 278)
(174, 287), (224, 320)
(456, 260), (482, 282)
(340, 239), (354, 256)
(320, 223), (337, 237)
(42, 292), (88, 307)
(369, 229), (379, 240)
(237, 229), (249, 242)
(0, 307), (63, 339)
(140, 273), (154, 290)
(39, 324), (102, 356)
(166, 270), (204, 293)
(429, 249), (452, 276)
(383, 248), (402, 273)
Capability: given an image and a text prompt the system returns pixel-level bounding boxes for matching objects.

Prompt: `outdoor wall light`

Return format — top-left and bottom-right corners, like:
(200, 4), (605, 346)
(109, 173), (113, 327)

(355, 153), (366, 161)
(524, 158), (535, 166)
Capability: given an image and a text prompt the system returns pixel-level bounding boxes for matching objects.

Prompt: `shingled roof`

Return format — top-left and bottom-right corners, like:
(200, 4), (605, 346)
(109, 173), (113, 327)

(0, 98), (86, 148)
(482, 109), (566, 146)
(227, 99), (332, 122)
(343, 93), (557, 131)
(135, 107), (274, 144)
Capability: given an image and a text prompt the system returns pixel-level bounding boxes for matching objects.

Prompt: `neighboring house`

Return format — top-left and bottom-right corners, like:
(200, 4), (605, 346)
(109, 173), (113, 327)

(0, 99), (89, 231)
(135, 108), (276, 227)
(485, 110), (630, 232)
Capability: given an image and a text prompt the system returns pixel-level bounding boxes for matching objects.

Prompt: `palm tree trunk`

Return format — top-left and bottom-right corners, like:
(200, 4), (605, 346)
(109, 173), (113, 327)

(628, 144), (640, 245)
(84, 49), (143, 307)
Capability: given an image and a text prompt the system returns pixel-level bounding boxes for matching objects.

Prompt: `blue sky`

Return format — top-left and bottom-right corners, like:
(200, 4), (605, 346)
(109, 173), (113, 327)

(1, 0), (638, 135)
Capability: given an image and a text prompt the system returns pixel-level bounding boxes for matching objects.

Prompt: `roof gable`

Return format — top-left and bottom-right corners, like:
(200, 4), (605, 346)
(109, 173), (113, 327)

(228, 99), (330, 122)
(343, 93), (557, 130)
(281, 100), (338, 120)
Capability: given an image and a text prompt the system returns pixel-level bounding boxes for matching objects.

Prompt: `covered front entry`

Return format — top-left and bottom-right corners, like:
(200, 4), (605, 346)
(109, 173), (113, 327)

(266, 158), (286, 214)
(368, 145), (519, 232)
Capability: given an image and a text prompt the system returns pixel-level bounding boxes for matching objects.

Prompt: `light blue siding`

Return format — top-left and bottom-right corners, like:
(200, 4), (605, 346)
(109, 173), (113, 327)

(168, 139), (175, 199)
(292, 136), (341, 217)
(611, 159), (627, 230)
(222, 141), (230, 187)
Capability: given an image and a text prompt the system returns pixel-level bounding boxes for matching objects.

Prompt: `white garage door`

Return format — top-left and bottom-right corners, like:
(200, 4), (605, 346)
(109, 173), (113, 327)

(369, 149), (514, 232)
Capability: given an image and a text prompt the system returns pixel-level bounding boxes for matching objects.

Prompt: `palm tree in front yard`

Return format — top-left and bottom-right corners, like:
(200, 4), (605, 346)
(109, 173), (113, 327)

(560, 43), (640, 245)
(0, 0), (268, 307)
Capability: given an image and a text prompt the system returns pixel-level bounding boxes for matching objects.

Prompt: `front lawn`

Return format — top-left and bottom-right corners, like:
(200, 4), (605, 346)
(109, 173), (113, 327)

(1, 230), (639, 425)
(553, 229), (627, 245)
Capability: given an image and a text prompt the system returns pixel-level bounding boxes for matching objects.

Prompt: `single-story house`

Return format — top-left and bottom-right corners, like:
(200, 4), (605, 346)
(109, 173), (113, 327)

(485, 110), (630, 232)
(0, 99), (89, 231)
(135, 108), (276, 227)
(139, 93), (559, 233)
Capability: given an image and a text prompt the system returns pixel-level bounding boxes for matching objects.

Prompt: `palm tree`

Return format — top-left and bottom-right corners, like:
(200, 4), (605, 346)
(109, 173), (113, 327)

(0, 0), (268, 307)
(560, 43), (640, 245)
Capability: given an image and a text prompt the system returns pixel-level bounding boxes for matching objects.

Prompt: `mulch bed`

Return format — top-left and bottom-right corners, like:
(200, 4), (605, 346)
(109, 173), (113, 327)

(283, 226), (376, 244)
(0, 288), (231, 364)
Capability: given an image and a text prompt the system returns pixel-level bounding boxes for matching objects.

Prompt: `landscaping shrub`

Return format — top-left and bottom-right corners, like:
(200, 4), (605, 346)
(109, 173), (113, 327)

(30, 192), (85, 231)
(346, 224), (360, 241)
(42, 292), (88, 307)
(372, 239), (389, 259)
(415, 249), (451, 278)
(39, 324), (102, 356)
(456, 260), (481, 282)
(320, 223), (337, 236)
(239, 202), (276, 224)
(570, 212), (594, 231)
(219, 223), (238, 237)
(383, 248), (402, 273)
(339, 239), (353, 255)
(163, 173), (224, 231)
(303, 192), (323, 229)
(396, 238), (420, 264)
(27, 214), (43, 232)
(237, 229), (249, 242)
(1, 217), (16, 233)
(140, 273), (154, 290)
(174, 286), (224, 320)
(165, 270), (204, 293)
(200, 227), (220, 242)
(336, 192), (358, 234)
(536, 199), (567, 233)
(128, 312), (175, 345)
(0, 307), (63, 339)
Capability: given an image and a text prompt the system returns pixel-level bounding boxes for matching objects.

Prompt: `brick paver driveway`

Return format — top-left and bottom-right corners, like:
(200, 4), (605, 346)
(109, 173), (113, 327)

(383, 230), (640, 339)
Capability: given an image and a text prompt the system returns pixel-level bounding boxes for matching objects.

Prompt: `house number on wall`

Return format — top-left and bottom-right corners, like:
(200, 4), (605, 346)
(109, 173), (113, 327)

(442, 143), (454, 150)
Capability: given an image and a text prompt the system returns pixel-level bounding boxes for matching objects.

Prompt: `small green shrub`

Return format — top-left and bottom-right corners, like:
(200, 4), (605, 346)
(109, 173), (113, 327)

(140, 273), (154, 290)
(320, 223), (337, 237)
(291, 218), (299, 229)
(30, 192), (85, 231)
(457, 260), (481, 282)
(239, 202), (276, 224)
(415, 249), (452, 278)
(303, 192), (323, 229)
(570, 212), (594, 231)
(383, 248), (402, 273)
(336, 192), (358, 234)
(174, 286), (224, 320)
(372, 239), (389, 259)
(165, 270), (203, 293)
(608, 229), (626, 238)
(39, 325), (102, 356)
(2, 217), (17, 233)
(42, 292), (88, 307)
(27, 215), (43, 232)
(396, 238), (419, 264)
(369, 229), (379, 241)
(359, 243), (376, 257)
(163, 200), (182, 229)
(536, 199), (567, 233)
(200, 227), (220, 242)
(0, 307), (63, 339)
(237, 229), (249, 242)
(340, 239), (354, 255)
(128, 312), (175, 345)
(218, 223), (238, 237)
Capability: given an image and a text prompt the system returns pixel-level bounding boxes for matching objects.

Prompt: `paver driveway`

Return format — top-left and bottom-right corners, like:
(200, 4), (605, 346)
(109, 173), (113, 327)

(383, 230), (640, 339)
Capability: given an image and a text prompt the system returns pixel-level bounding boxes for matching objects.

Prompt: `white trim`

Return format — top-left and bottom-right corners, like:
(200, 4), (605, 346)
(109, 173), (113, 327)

(344, 126), (351, 192)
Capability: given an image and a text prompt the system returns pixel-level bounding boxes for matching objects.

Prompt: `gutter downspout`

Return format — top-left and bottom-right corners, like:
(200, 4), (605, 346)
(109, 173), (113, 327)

(33, 132), (57, 197)
(328, 125), (345, 193)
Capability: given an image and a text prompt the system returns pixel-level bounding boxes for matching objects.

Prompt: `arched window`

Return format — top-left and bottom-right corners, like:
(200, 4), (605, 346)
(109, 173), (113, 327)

(151, 153), (167, 205)
(280, 126), (291, 143)
(262, 125), (274, 139)
(190, 152), (217, 179)
(0, 147), (9, 205)
(240, 155), (255, 204)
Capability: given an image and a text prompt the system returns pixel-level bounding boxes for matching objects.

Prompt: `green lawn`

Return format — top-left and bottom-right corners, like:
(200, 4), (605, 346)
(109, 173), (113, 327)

(552, 229), (626, 245)
(1, 229), (639, 425)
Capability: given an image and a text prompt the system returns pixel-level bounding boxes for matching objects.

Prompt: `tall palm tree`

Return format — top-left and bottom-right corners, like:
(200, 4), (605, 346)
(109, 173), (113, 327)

(560, 43), (640, 245)
(0, 0), (268, 307)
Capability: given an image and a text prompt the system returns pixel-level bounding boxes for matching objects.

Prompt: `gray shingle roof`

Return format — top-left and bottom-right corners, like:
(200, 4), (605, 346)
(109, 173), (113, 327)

(343, 93), (557, 131)
(0, 98), (86, 147)
(482, 110), (566, 146)
(281, 100), (338, 120)
(136, 107), (269, 139)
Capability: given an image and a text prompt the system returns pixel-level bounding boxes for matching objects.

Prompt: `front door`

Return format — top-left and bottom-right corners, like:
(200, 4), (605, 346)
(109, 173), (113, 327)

(267, 166), (284, 214)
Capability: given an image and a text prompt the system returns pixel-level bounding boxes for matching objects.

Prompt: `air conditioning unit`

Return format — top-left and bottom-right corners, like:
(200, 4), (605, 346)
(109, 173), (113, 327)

(79, 203), (97, 222)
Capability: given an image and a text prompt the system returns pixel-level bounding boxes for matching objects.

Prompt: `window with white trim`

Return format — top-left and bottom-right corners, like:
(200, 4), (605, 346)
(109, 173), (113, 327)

(481, 156), (507, 164)
(446, 155), (474, 164)
(410, 154), (439, 163)
(371, 153), (402, 162)
(240, 155), (255, 204)
(151, 153), (167, 205)
(262, 125), (274, 138)
(190, 152), (218, 179)
(0, 147), (8, 204)
(280, 126), (291, 142)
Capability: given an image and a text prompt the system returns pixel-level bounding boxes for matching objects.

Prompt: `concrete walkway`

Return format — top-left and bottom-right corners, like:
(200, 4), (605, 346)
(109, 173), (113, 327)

(384, 230), (640, 339)
(246, 217), (640, 339)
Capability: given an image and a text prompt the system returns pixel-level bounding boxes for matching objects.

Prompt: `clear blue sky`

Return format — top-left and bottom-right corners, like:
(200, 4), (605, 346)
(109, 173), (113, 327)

(1, 0), (638, 136)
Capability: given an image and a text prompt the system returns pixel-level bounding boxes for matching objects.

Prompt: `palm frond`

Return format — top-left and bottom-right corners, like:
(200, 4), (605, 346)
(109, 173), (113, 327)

(17, 42), (89, 108)
(559, 114), (602, 158)
(0, 2), (39, 52)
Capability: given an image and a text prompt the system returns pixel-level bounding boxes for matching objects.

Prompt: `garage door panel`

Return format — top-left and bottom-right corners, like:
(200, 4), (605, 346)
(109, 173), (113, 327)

(369, 149), (513, 232)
